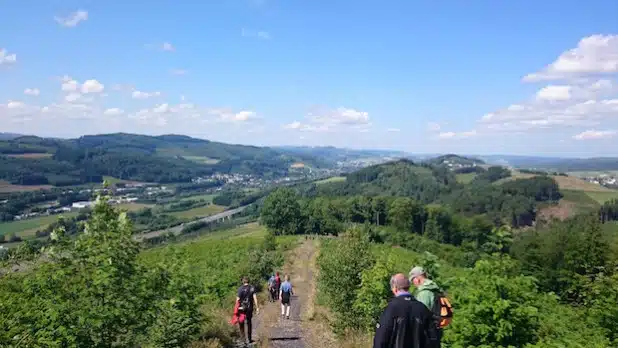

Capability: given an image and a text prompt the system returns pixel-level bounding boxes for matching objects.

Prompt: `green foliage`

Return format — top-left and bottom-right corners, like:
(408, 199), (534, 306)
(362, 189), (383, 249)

(260, 187), (304, 235)
(0, 196), (203, 347)
(352, 254), (395, 331)
(317, 228), (375, 334)
(444, 256), (541, 347)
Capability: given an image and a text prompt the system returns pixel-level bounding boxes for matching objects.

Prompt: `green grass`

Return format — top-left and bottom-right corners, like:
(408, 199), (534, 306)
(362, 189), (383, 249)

(102, 176), (147, 185)
(315, 176), (346, 185)
(584, 191), (618, 204)
(0, 212), (78, 237)
(179, 194), (217, 203)
(568, 171), (618, 178)
(169, 204), (226, 219)
(455, 173), (477, 184)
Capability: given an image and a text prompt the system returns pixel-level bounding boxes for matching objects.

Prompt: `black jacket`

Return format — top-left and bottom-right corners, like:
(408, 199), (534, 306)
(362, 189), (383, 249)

(373, 294), (440, 348)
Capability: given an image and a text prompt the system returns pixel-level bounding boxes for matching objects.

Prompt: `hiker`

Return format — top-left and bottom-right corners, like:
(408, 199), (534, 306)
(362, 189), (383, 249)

(410, 266), (452, 345)
(268, 273), (277, 302)
(236, 276), (260, 345)
(274, 271), (281, 300)
(373, 273), (439, 348)
(279, 274), (294, 319)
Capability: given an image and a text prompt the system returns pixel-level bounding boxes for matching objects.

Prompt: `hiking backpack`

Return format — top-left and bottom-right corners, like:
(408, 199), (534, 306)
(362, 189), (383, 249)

(238, 286), (252, 313)
(431, 290), (453, 329)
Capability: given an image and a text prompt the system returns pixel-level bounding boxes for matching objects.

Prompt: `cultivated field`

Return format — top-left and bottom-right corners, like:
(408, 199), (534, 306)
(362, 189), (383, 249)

(0, 212), (78, 238)
(114, 203), (154, 212)
(584, 191), (618, 204)
(315, 176), (346, 185)
(0, 180), (53, 193)
(180, 194), (216, 202)
(169, 204), (226, 219)
(5, 153), (53, 159)
(567, 171), (618, 178)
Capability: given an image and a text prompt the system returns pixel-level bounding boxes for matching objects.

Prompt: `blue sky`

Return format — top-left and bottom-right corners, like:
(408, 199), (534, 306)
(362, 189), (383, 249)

(1, 0), (617, 157)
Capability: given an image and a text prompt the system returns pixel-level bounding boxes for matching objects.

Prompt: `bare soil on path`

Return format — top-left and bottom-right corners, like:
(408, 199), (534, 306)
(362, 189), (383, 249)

(249, 239), (337, 348)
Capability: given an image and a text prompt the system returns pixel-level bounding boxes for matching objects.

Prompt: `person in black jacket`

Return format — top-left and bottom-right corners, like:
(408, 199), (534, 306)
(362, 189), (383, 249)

(373, 273), (440, 348)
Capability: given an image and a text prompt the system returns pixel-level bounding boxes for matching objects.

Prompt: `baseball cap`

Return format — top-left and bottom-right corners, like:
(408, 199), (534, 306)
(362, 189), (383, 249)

(409, 266), (426, 279)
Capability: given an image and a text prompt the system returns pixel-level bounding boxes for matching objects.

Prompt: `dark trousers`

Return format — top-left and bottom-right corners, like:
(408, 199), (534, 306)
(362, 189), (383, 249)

(239, 312), (253, 343)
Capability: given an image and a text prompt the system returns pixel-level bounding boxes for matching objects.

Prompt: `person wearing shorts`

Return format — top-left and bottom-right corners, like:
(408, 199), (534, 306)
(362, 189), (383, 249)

(279, 275), (294, 319)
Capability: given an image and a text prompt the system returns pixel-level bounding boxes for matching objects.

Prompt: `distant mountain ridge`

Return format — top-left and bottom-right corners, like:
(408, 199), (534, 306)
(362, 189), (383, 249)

(0, 133), (326, 187)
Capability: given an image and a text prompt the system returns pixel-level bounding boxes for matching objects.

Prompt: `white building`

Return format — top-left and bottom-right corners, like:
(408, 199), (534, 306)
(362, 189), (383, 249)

(72, 201), (95, 209)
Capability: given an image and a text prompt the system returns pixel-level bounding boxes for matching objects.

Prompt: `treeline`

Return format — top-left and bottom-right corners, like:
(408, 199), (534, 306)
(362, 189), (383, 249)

(0, 189), (94, 222)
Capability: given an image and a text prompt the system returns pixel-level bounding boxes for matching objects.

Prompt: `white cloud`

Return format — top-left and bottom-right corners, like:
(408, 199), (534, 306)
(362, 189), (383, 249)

(387, 128), (400, 132)
(54, 10), (88, 27)
(103, 108), (124, 116)
(523, 34), (618, 82)
(7, 101), (24, 109)
(209, 109), (257, 122)
(241, 28), (272, 40)
(24, 88), (40, 96)
(65, 93), (82, 102)
(62, 78), (79, 92)
(0, 49), (17, 65)
(153, 103), (170, 114)
(81, 79), (104, 94)
(536, 85), (572, 101)
(573, 129), (616, 140)
(427, 122), (442, 131)
(284, 107), (371, 133)
(433, 34), (618, 138)
(161, 42), (175, 51)
(132, 90), (162, 99)
(437, 130), (477, 139)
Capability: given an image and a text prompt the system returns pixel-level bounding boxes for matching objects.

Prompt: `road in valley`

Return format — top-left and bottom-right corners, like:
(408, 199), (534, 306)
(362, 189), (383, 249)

(134, 205), (248, 242)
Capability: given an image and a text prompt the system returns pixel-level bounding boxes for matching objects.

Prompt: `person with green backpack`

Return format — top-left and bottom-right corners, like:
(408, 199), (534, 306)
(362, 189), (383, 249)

(409, 266), (453, 346)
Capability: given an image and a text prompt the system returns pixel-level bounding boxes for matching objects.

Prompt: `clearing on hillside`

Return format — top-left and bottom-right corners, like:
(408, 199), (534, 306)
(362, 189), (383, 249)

(455, 172), (476, 184)
(181, 155), (220, 164)
(315, 176), (346, 185)
(102, 176), (149, 186)
(5, 153), (53, 159)
(584, 191), (618, 204)
(552, 175), (614, 192)
(290, 162), (306, 168)
(0, 212), (79, 237)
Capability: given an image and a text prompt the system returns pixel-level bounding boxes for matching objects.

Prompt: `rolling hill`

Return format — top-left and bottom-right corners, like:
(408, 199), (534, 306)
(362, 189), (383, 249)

(0, 133), (325, 187)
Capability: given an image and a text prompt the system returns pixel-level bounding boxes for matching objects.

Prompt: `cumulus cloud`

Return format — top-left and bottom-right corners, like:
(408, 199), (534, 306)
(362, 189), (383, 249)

(81, 79), (104, 94)
(208, 109), (258, 122)
(161, 42), (175, 51)
(24, 88), (40, 96)
(103, 108), (124, 116)
(283, 107), (371, 133)
(132, 90), (162, 99)
(0, 48), (17, 65)
(429, 34), (618, 139)
(523, 34), (618, 82)
(536, 85), (572, 101)
(573, 129), (616, 140)
(55, 10), (88, 27)
(387, 128), (400, 132)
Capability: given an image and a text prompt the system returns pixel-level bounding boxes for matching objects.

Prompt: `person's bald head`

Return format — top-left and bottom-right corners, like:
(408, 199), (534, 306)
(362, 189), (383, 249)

(390, 273), (411, 293)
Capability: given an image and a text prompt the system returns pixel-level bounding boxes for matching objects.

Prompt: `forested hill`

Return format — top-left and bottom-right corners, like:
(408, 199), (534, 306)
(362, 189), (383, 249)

(308, 159), (561, 228)
(0, 133), (326, 186)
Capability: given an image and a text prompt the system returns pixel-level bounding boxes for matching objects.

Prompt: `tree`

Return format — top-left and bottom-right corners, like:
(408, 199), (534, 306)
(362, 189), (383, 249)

(260, 187), (304, 235)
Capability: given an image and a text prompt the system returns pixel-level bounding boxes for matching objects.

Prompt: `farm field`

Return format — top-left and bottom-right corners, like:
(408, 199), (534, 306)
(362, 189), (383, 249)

(584, 191), (618, 204)
(114, 203), (154, 212)
(552, 175), (614, 192)
(455, 172), (476, 184)
(180, 194), (217, 202)
(315, 176), (346, 185)
(0, 180), (53, 193)
(0, 212), (78, 237)
(169, 204), (226, 219)
(5, 153), (53, 159)
(567, 170), (618, 177)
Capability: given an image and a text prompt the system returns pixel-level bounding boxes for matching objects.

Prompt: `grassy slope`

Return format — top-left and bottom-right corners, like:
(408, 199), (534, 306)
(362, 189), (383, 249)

(169, 204), (226, 219)
(315, 176), (346, 185)
(0, 212), (78, 237)
(455, 172), (476, 184)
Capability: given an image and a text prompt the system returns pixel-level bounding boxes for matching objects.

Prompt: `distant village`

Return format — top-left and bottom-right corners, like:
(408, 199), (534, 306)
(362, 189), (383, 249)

(581, 173), (618, 188)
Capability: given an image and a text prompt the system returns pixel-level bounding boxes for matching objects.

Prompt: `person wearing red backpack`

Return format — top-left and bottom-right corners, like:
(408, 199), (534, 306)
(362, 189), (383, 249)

(274, 272), (281, 300)
(409, 266), (453, 346)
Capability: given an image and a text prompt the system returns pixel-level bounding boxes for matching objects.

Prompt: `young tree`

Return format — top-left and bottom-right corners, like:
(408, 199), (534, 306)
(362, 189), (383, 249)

(260, 187), (304, 235)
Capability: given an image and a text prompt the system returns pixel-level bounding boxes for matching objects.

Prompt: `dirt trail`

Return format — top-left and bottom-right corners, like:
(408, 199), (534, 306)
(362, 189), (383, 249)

(251, 239), (337, 348)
